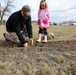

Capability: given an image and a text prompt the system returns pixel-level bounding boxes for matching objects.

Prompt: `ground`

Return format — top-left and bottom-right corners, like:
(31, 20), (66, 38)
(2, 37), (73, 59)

(0, 25), (76, 75)
(0, 39), (76, 75)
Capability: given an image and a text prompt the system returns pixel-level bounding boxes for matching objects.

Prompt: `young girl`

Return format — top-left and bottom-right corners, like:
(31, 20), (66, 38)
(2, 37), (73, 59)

(37, 0), (50, 42)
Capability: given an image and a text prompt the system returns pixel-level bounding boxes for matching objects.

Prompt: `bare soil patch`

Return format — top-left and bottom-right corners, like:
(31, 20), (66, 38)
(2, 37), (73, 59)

(0, 40), (76, 75)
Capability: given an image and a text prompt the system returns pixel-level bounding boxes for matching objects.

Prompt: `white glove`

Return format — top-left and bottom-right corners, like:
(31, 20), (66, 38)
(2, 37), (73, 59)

(29, 38), (34, 46)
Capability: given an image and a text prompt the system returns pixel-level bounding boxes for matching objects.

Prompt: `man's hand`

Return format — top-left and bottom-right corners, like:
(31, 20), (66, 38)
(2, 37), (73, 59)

(29, 38), (33, 46)
(23, 42), (28, 48)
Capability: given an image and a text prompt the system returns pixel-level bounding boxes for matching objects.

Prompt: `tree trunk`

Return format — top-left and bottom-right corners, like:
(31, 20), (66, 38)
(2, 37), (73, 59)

(0, 12), (4, 25)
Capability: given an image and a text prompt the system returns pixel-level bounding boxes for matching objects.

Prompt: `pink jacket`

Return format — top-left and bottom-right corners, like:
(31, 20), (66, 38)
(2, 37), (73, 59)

(38, 9), (50, 29)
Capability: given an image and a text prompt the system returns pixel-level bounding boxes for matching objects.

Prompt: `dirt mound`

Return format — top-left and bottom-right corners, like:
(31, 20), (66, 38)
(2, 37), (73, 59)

(0, 40), (76, 75)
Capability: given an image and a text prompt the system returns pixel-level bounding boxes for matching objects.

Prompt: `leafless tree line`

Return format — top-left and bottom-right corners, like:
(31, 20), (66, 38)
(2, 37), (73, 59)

(0, 0), (15, 25)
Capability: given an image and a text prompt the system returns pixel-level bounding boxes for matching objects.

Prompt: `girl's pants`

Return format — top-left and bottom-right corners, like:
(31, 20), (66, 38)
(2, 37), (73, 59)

(38, 28), (48, 35)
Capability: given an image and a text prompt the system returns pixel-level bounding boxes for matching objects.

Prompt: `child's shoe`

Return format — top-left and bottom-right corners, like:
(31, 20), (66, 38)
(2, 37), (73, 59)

(36, 34), (42, 42)
(43, 35), (47, 43)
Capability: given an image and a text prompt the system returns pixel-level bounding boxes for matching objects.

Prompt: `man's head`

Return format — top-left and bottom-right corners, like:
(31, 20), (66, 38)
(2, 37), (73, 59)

(21, 5), (31, 18)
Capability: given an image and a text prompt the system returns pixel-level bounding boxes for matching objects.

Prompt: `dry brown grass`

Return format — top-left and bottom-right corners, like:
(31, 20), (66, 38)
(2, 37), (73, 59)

(32, 24), (76, 41)
(0, 24), (76, 40)
(0, 24), (76, 75)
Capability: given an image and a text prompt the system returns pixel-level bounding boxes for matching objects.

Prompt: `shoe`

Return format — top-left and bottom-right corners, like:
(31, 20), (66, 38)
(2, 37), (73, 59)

(36, 40), (41, 43)
(43, 36), (47, 43)
(36, 34), (42, 43)
(3, 33), (10, 41)
(43, 41), (47, 43)
(43, 40), (47, 43)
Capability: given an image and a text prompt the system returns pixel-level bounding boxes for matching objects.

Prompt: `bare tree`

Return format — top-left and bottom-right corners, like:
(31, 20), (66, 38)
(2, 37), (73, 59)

(0, 0), (15, 25)
(0, 3), (1, 22)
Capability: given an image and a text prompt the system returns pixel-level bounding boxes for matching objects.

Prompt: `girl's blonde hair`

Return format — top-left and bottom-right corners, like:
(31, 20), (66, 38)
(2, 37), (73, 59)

(42, 0), (46, 1)
(39, 0), (48, 10)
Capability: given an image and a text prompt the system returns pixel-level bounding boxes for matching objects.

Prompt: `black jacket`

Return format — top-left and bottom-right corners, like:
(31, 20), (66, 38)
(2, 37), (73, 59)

(6, 10), (33, 44)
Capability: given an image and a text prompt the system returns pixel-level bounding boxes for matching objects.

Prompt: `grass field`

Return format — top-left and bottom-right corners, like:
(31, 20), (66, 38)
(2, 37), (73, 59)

(33, 24), (76, 41)
(0, 24), (76, 75)
(0, 24), (76, 41)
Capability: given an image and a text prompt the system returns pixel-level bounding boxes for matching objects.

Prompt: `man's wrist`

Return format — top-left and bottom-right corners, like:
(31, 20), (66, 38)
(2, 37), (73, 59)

(29, 38), (33, 40)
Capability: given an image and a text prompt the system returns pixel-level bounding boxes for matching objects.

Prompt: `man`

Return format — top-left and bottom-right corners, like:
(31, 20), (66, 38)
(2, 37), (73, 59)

(3, 5), (33, 48)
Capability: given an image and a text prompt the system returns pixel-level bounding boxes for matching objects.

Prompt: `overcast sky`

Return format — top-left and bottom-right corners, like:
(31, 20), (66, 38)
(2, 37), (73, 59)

(0, 0), (76, 23)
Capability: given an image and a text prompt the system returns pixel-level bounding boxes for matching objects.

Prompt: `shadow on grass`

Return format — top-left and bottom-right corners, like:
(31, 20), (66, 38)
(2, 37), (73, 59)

(0, 39), (18, 48)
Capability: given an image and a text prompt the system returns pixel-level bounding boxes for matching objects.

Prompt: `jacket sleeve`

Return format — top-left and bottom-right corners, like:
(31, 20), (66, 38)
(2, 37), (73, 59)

(38, 10), (40, 19)
(43, 10), (50, 21)
(26, 16), (33, 38)
(47, 10), (50, 21)
(15, 25), (27, 44)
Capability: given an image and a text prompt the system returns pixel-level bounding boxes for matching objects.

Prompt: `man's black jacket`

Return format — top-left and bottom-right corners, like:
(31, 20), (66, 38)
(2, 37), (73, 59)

(6, 10), (33, 44)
